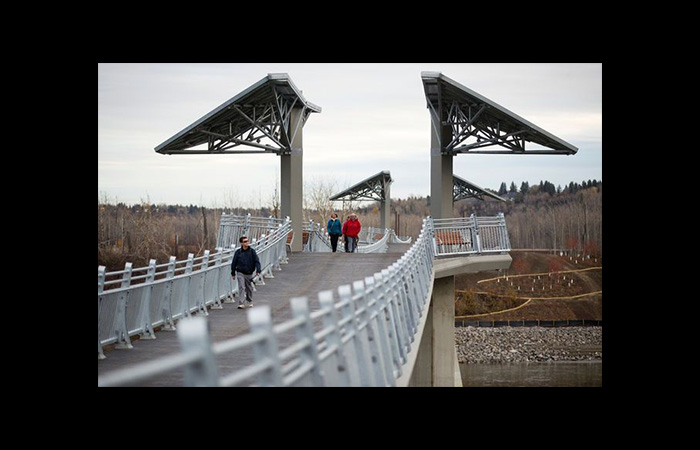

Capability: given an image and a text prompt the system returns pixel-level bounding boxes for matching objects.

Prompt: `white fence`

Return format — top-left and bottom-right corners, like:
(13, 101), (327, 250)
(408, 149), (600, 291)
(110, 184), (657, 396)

(98, 218), (291, 359)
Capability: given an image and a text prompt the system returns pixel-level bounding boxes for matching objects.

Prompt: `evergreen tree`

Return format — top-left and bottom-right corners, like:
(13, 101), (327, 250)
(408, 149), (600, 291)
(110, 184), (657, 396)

(498, 182), (507, 195)
(509, 181), (517, 193)
(520, 181), (529, 195)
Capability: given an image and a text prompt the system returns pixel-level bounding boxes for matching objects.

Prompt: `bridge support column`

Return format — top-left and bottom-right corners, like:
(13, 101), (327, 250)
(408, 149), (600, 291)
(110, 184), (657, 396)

(380, 181), (390, 230)
(430, 120), (453, 219)
(281, 107), (304, 252)
(409, 274), (456, 386)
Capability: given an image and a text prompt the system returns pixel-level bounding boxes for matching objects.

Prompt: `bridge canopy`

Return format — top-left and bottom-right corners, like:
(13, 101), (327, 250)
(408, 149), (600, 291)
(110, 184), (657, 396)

(453, 175), (507, 202)
(330, 170), (393, 202)
(155, 73), (321, 156)
(421, 71), (577, 155)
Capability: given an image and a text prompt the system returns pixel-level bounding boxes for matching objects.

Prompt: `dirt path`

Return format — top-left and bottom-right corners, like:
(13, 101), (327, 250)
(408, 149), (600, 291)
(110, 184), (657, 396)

(455, 251), (602, 321)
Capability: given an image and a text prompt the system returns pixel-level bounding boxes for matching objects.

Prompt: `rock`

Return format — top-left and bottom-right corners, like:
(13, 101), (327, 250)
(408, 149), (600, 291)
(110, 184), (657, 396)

(455, 326), (602, 364)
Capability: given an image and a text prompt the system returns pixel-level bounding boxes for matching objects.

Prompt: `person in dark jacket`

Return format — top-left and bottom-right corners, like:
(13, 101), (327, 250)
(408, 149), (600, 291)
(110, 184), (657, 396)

(327, 212), (342, 252)
(231, 236), (261, 309)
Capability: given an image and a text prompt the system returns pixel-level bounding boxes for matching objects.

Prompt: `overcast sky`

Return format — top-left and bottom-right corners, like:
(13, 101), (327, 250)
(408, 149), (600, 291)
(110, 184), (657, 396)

(98, 63), (602, 207)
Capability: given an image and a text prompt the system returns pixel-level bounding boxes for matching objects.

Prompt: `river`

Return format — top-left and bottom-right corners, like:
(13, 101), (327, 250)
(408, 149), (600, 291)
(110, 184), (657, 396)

(459, 361), (602, 387)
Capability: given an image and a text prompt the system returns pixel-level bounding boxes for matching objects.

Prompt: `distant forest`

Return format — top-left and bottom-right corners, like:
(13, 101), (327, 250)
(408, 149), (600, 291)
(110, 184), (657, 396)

(98, 179), (601, 271)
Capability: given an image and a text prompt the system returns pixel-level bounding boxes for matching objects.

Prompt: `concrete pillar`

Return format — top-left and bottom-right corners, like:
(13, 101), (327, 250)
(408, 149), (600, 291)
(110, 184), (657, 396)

(431, 275), (455, 386)
(430, 120), (454, 219)
(281, 107), (304, 252)
(409, 304), (433, 387)
(380, 181), (390, 230)
(408, 274), (456, 387)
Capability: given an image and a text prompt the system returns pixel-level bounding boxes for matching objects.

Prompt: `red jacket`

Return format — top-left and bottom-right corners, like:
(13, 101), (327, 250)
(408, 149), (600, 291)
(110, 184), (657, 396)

(342, 219), (362, 237)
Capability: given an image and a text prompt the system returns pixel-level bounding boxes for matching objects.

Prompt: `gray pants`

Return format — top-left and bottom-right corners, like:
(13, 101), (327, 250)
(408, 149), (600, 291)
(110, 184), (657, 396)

(347, 236), (358, 253)
(236, 272), (255, 304)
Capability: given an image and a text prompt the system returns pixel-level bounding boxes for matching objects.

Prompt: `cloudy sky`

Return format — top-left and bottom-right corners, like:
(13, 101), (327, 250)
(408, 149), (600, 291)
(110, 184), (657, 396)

(98, 63), (602, 207)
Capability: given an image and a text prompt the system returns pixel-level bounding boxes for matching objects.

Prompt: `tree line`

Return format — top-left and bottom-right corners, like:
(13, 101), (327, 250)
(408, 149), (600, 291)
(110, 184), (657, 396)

(97, 179), (601, 271)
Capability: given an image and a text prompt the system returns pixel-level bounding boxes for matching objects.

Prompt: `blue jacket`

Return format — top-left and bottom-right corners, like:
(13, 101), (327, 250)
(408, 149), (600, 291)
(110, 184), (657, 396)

(231, 247), (261, 275)
(327, 218), (342, 235)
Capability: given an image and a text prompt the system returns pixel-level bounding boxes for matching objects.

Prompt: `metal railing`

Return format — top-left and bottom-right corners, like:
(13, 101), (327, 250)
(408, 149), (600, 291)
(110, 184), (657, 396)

(98, 217), (291, 359)
(431, 213), (510, 257)
(356, 229), (390, 253)
(303, 221), (391, 253)
(98, 214), (511, 386)
(217, 213), (288, 249)
(98, 217), (436, 386)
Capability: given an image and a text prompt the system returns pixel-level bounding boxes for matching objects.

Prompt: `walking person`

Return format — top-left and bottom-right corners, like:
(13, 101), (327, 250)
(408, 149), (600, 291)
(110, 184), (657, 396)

(327, 212), (342, 252)
(342, 213), (362, 253)
(231, 236), (261, 309)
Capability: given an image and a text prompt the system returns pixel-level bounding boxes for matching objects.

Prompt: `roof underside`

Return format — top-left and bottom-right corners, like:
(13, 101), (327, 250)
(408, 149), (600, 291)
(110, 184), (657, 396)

(330, 170), (393, 202)
(453, 175), (507, 202)
(155, 73), (320, 155)
(421, 71), (577, 155)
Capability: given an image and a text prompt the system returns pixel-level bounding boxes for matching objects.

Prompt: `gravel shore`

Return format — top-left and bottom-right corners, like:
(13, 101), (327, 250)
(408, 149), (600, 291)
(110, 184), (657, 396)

(455, 326), (602, 363)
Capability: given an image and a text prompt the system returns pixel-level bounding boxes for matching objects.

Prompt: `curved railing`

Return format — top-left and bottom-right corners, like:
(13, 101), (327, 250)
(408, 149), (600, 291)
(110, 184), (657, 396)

(97, 213), (510, 386)
(98, 218), (291, 359)
(303, 221), (394, 253)
(98, 217), (435, 386)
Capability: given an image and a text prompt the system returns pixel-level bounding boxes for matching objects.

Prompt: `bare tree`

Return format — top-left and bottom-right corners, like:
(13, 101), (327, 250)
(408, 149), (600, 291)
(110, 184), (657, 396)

(305, 176), (338, 223)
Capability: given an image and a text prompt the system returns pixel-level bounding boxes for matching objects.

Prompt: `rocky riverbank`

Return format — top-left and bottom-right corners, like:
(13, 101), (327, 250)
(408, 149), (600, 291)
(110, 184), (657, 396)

(455, 326), (602, 363)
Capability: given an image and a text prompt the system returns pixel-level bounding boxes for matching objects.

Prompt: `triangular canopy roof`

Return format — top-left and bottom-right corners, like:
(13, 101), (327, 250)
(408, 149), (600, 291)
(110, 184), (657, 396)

(330, 170), (393, 201)
(453, 175), (507, 202)
(155, 73), (321, 155)
(421, 71), (577, 155)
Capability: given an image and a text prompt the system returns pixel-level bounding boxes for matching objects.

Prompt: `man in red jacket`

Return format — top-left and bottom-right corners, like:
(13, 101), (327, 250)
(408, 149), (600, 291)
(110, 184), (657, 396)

(342, 213), (362, 253)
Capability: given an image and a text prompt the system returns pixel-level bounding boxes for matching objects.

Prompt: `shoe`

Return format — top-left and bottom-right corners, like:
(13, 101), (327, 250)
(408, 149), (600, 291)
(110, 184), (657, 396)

(247, 302), (254, 308)
(237, 304), (245, 309)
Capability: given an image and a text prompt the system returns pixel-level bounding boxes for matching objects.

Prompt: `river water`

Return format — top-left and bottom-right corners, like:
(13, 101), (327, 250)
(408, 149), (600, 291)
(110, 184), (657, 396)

(459, 361), (602, 387)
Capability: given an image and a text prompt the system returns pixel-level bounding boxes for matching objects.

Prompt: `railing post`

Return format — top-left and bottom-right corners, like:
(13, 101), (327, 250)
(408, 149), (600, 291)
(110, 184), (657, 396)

(471, 213), (482, 254)
(98, 266), (106, 359)
(183, 253), (194, 317)
(114, 262), (133, 349)
(360, 277), (396, 386)
(243, 213), (251, 237)
(177, 317), (220, 387)
(248, 306), (284, 386)
(290, 297), (325, 386)
(338, 284), (373, 386)
(140, 259), (157, 339)
(354, 279), (389, 386)
(197, 251), (210, 315)
(211, 248), (224, 309)
(161, 256), (177, 330)
(318, 290), (350, 387)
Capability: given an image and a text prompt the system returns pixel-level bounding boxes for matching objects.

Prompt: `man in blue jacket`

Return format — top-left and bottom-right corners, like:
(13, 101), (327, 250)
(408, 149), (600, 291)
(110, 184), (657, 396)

(231, 236), (261, 309)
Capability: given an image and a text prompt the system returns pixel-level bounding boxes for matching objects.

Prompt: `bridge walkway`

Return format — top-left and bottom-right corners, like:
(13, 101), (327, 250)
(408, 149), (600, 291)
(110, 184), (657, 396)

(97, 244), (411, 386)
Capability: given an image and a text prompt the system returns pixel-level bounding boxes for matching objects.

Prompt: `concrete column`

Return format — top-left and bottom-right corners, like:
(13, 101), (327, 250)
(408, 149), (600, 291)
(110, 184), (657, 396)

(430, 120), (454, 220)
(281, 107), (304, 252)
(408, 303), (433, 386)
(380, 181), (390, 230)
(431, 275), (455, 386)
(407, 274), (456, 387)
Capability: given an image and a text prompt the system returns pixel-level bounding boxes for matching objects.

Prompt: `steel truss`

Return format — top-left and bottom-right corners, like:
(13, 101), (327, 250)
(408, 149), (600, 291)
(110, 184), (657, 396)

(422, 71), (577, 156)
(428, 99), (531, 155)
(197, 87), (315, 156)
(330, 171), (393, 202)
(155, 74), (320, 156)
(453, 175), (506, 202)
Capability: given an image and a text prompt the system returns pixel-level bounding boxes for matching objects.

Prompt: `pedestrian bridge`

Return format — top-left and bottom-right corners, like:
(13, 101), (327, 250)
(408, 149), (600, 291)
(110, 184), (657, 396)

(97, 214), (511, 387)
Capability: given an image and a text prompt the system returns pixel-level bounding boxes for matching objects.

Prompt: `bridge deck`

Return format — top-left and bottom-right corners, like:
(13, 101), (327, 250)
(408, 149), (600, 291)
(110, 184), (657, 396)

(98, 244), (411, 386)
